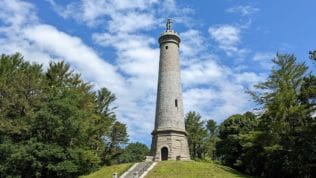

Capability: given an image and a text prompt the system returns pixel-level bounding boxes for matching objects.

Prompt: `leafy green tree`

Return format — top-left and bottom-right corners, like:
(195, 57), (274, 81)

(0, 53), (123, 177)
(185, 111), (208, 159)
(103, 121), (129, 165)
(206, 119), (217, 160)
(0, 53), (43, 141)
(118, 142), (150, 163)
(216, 112), (257, 168)
(206, 119), (217, 137)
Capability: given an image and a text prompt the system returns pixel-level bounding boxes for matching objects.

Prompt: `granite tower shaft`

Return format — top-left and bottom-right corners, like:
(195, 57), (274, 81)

(151, 19), (190, 161)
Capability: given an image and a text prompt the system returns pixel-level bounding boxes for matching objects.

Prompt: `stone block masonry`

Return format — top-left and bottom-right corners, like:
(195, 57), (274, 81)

(151, 19), (190, 161)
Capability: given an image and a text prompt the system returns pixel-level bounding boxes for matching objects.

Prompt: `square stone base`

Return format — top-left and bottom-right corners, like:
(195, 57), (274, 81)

(151, 130), (190, 161)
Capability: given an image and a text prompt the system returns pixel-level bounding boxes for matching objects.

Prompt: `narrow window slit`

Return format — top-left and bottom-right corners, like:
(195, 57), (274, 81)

(165, 46), (168, 50)
(175, 99), (178, 107)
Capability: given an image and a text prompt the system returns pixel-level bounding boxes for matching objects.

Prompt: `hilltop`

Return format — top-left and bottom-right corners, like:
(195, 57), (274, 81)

(81, 161), (252, 178)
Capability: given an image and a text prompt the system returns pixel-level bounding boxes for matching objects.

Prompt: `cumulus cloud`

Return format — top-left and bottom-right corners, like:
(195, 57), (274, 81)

(108, 12), (157, 33)
(180, 28), (263, 122)
(47, 0), (159, 27)
(253, 52), (275, 69)
(181, 57), (264, 122)
(0, 0), (126, 110)
(182, 59), (224, 87)
(226, 5), (260, 16)
(0, 0), (38, 27)
(180, 29), (205, 60)
(208, 25), (248, 56)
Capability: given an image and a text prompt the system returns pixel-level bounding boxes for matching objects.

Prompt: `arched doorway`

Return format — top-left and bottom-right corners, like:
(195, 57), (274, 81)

(161, 147), (168, 161)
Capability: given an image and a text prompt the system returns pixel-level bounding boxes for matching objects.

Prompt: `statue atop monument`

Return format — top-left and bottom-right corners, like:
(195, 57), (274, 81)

(166, 18), (173, 31)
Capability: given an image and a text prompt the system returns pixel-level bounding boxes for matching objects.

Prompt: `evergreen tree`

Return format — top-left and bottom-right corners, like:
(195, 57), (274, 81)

(248, 54), (315, 177)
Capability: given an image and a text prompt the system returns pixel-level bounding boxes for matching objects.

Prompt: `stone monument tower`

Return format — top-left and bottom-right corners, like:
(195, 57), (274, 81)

(151, 19), (190, 161)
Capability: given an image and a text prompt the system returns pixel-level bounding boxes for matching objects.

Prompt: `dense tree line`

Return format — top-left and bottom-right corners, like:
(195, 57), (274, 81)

(0, 53), (148, 178)
(1, 52), (314, 177)
(186, 54), (315, 177)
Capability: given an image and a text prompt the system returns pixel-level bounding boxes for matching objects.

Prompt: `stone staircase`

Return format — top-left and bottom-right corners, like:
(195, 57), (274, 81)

(119, 161), (156, 178)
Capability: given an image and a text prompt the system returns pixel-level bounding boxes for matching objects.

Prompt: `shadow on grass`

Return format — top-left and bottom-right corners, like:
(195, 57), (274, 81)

(216, 164), (255, 178)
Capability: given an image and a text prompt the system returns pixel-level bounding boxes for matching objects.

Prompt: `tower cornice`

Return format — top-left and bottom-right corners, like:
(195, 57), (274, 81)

(159, 32), (180, 46)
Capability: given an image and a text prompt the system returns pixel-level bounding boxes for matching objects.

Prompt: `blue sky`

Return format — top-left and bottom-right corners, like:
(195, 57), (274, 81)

(0, 0), (315, 145)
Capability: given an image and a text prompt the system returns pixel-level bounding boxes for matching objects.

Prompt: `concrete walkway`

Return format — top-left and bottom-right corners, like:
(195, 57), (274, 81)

(120, 161), (155, 178)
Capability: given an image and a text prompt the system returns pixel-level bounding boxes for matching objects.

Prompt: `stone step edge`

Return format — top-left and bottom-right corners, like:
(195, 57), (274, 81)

(140, 162), (157, 178)
(120, 162), (139, 178)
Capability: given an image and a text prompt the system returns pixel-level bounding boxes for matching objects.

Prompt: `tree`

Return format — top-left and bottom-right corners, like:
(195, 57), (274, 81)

(206, 119), (217, 137)
(0, 53), (123, 177)
(247, 54), (315, 177)
(216, 112), (257, 168)
(206, 119), (217, 160)
(309, 50), (316, 61)
(103, 121), (129, 165)
(185, 111), (208, 159)
(118, 142), (150, 163)
(0, 53), (43, 141)
(96, 88), (117, 118)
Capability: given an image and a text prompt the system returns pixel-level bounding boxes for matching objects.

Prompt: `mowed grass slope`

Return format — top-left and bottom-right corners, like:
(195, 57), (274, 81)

(80, 163), (132, 178)
(80, 161), (251, 178)
(145, 161), (252, 178)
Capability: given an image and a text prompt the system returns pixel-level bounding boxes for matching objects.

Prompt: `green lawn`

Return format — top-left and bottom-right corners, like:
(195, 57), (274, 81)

(80, 163), (132, 178)
(145, 161), (252, 178)
(80, 161), (252, 178)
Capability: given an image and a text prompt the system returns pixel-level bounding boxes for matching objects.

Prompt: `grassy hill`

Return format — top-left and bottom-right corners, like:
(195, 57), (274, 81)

(146, 161), (252, 178)
(80, 163), (132, 178)
(81, 161), (251, 178)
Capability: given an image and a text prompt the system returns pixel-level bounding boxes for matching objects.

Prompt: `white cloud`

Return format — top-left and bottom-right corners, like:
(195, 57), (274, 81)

(0, 0), (38, 27)
(179, 29), (262, 122)
(47, 0), (159, 27)
(183, 88), (217, 115)
(179, 28), (265, 122)
(182, 77), (257, 123)
(92, 33), (160, 142)
(0, 0), (126, 110)
(108, 12), (157, 33)
(253, 52), (275, 69)
(209, 25), (240, 45)
(182, 59), (224, 87)
(180, 29), (205, 59)
(226, 5), (260, 16)
(161, 0), (176, 12)
(208, 25), (247, 56)
(181, 60), (264, 123)
(22, 25), (125, 91)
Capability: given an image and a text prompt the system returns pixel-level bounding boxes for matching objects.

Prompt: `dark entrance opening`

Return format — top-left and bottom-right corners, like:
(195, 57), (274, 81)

(161, 147), (168, 161)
